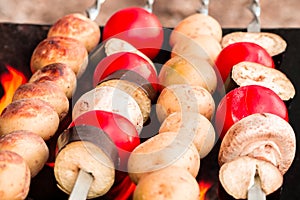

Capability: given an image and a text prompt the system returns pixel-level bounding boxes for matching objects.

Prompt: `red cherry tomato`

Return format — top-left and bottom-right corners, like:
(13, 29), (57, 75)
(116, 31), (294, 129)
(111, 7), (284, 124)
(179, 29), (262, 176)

(215, 85), (288, 139)
(215, 42), (275, 82)
(93, 52), (158, 91)
(102, 7), (164, 59)
(69, 110), (140, 169)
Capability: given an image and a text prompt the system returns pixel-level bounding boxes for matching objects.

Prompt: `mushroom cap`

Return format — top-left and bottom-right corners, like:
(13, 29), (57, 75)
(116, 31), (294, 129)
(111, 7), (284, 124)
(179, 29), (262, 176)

(156, 84), (215, 123)
(158, 55), (217, 94)
(221, 32), (287, 56)
(48, 13), (101, 53)
(127, 131), (200, 184)
(133, 166), (200, 200)
(0, 151), (31, 200)
(169, 13), (222, 46)
(29, 62), (77, 99)
(30, 36), (88, 78)
(159, 112), (216, 158)
(219, 113), (296, 174)
(231, 61), (295, 101)
(219, 156), (283, 199)
(171, 34), (222, 65)
(12, 80), (69, 121)
(0, 98), (59, 140)
(0, 130), (49, 177)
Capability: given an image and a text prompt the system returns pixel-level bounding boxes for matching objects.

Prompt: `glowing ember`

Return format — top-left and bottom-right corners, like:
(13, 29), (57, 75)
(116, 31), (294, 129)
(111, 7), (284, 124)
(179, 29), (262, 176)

(0, 65), (27, 113)
(105, 175), (136, 200)
(199, 181), (213, 200)
(45, 162), (55, 168)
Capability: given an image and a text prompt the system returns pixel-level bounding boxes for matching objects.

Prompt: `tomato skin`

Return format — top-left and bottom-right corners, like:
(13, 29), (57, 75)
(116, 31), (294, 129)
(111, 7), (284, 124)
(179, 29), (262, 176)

(215, 85), (288, 139)
(93, 52), (158, 91)
(102, 7), (164, 59)
(69, 110), (140, 169)
(215, 42), (275, 82)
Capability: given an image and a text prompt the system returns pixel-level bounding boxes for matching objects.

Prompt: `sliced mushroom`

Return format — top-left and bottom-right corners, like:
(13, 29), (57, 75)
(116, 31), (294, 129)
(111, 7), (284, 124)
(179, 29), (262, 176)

(219, 156), (283, 199)
(98, 79), (151, 123)
(221, 32), (287, 56)
(219, 113), (296, 175)
(231, 61), (295, 101)
(98, 69), (157, 103)
(72, 85), (143, 134)
(54, 125), (118, 198)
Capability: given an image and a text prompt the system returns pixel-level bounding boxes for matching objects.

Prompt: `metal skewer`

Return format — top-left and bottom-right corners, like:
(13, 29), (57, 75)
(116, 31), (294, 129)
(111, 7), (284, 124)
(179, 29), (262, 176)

(68, 169), (94, 200)
(248, 170), (266, 200)
(144, 0), (155, 13)
(86, 0), (106, 21)
(197, 0), (210, 15)
(247, 2), (265, 199)
(247, 0), (261, 32)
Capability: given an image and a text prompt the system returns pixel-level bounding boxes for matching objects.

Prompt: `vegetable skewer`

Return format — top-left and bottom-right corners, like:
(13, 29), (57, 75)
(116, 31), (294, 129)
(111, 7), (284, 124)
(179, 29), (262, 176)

(247, 2), (264, 199)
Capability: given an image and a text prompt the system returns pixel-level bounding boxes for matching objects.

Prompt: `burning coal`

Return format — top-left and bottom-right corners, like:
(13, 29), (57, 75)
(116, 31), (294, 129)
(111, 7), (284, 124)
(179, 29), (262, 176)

(0, 64), (27, 113)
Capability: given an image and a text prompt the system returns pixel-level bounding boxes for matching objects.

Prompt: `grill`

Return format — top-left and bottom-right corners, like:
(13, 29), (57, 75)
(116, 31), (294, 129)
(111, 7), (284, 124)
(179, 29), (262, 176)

(0, 23), (300, 200)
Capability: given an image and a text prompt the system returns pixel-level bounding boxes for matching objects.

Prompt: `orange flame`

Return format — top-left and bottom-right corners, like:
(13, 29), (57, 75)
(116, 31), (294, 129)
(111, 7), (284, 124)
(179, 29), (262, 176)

(199, 181), (213, 200)
(0, 65), (27, 113)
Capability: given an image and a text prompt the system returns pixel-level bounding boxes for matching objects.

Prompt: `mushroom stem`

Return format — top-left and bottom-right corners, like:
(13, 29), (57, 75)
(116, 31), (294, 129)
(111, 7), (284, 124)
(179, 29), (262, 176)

(219, 156), (283, 199)
(242, 140), (281, 169)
